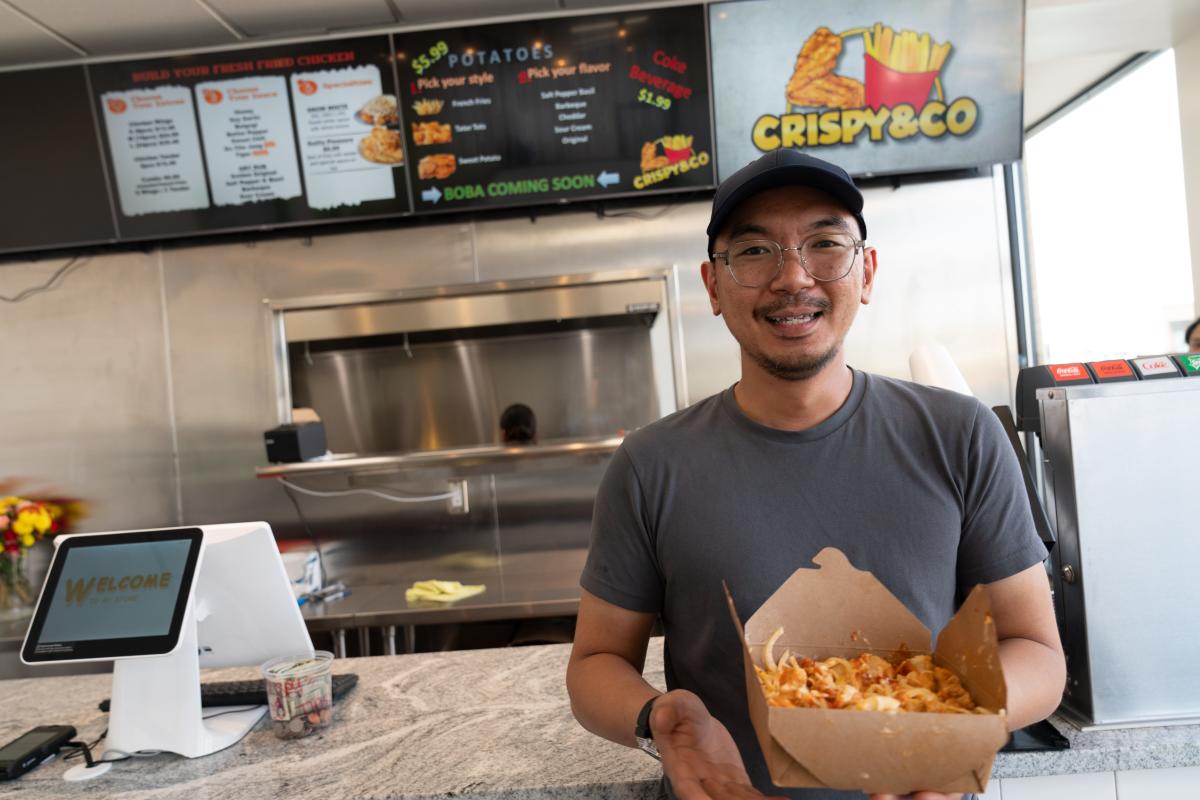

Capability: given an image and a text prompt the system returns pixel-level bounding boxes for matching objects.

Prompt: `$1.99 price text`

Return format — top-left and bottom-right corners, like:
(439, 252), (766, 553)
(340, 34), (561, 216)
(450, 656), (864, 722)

(637, 88), (671, 111)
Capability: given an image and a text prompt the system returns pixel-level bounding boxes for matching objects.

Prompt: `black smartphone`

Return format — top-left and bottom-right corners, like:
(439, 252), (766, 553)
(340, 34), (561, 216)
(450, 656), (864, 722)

(0, 725), (76, 780)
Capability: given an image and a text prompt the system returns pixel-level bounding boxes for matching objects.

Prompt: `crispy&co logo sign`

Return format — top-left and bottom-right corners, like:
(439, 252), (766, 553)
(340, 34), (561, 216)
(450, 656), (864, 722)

(634, 133), (710, 190)
(753, 23), (978, 152)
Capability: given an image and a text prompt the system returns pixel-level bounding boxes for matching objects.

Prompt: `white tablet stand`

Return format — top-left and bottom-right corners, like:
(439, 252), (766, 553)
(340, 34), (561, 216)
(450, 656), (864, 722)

(107, 523), (313, 758)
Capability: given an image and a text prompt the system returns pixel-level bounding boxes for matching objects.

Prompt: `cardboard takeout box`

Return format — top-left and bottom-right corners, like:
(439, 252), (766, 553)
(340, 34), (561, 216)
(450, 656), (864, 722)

(725, 548), (1009, 795)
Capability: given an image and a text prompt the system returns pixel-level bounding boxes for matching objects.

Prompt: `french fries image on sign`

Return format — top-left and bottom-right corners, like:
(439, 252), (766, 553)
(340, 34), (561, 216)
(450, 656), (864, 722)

(863, 22), (952, 73)
(412, 98), (444, 116)
(786, 27), (864, 109)
(640, 135), (693, 171)
(754, 626), (995, 714)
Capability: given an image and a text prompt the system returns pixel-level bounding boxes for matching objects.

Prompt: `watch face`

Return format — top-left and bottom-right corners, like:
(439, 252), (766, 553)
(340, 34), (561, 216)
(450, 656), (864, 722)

(637, 736), (661, 760)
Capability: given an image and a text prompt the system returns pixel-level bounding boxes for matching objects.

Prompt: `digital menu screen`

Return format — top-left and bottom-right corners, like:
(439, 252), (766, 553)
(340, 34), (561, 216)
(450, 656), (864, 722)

(0, 66), (117, 254)
(394, 6), (714, 212)
(88, 36), (411, 240)
(709, 0), (1023, 179)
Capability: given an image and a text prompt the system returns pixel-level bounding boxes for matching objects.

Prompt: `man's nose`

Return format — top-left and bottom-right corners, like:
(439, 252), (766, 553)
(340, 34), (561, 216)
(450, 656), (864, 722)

(769, 247), (816, 292)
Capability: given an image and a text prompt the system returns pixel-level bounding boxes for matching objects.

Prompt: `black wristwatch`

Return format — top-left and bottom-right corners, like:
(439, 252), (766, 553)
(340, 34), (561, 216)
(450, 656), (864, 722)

(635, 695), (662, 761)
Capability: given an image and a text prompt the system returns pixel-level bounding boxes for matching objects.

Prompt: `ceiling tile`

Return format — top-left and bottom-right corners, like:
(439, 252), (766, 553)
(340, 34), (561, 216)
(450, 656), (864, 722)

(7, 0), (236, 57)
(205, 0), (395, 38)
(0, 5), (81, 67)
(392, 0), (556, 25)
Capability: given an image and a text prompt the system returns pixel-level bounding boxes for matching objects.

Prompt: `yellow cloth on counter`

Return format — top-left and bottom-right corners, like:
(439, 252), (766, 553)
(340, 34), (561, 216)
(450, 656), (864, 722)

(405, 579), (486, 603)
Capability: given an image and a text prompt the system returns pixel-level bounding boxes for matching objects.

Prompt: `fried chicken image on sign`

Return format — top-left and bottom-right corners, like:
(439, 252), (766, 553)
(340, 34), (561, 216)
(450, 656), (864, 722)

(786, 27), (865, 109)
(358, 126), (405, 165)
(640, 141), (669, 171)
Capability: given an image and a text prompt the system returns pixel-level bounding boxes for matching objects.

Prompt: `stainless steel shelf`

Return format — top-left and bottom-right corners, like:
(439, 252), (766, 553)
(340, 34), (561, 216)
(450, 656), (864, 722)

(255, 435), (623, 479)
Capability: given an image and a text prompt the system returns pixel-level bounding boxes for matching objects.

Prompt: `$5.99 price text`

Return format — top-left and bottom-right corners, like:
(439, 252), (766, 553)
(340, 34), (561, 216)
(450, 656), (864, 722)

(411, 41), (449, 76)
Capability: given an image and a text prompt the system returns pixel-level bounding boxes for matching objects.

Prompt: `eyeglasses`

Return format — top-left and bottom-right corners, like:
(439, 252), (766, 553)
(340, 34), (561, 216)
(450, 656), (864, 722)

(710, 233), (865, 287)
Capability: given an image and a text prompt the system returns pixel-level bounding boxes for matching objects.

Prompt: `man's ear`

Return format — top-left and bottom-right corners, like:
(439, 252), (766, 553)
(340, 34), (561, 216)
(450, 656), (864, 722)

(700, 261), (721, 316)
(859, 247), (878, 305)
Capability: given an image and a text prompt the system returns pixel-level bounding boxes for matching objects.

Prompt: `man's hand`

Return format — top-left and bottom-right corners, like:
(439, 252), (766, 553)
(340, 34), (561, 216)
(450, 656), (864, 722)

(651, 689), (785, 800)
(871, 793), (963, 800)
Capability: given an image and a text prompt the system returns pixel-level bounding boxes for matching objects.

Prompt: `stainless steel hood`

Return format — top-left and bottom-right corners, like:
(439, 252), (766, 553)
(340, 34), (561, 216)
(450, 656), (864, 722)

(280, 277), (667, 343)
(265, 268), (686, 457)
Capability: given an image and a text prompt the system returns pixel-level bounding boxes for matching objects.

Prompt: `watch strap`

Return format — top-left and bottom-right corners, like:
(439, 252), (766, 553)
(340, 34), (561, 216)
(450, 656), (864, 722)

(634, 695), (661, 760)
(635, 695), (658, 738)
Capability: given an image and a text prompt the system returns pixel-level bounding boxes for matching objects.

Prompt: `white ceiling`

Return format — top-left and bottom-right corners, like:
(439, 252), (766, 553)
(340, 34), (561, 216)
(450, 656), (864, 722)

(2, 0), (1199, 128)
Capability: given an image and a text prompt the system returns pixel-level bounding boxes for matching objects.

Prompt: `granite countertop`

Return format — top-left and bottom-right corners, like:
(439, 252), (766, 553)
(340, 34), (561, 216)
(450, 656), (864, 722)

(2, 638), (1198, 799)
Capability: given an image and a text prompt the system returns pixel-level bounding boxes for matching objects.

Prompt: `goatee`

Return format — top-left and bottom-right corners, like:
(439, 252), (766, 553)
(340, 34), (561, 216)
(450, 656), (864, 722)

(749, 341), (840, 381)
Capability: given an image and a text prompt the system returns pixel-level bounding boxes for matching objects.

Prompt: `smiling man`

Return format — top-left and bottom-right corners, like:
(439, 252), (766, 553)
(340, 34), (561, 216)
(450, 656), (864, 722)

(566, 151), (1066, 800)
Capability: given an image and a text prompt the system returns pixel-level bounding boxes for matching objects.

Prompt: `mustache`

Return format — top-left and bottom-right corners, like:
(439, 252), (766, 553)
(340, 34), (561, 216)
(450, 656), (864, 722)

(753, 295), (832, 321)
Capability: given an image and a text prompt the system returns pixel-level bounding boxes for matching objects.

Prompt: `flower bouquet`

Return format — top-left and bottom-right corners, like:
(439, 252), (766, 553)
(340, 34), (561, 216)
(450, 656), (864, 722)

(0, 492), (86, 617)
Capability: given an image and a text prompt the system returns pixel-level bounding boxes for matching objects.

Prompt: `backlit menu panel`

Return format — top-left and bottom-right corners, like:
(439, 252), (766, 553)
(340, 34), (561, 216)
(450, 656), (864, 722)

(88, 36), (411, 240)
(395, 6), (713, 212)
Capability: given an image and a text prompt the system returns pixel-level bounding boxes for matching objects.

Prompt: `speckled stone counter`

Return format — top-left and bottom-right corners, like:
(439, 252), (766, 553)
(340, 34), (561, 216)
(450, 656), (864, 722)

(2, 638), (1198, 799)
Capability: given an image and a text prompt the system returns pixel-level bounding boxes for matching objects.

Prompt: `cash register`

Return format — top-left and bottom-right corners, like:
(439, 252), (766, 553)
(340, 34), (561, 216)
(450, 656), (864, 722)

(20, 522), (315, 773)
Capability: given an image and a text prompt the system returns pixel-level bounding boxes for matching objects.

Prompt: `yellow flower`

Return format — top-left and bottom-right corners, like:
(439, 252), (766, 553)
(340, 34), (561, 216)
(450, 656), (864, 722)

(12, 514), (34, 537)
(20, 534), (35, 548)
(33, 509), (52, 534)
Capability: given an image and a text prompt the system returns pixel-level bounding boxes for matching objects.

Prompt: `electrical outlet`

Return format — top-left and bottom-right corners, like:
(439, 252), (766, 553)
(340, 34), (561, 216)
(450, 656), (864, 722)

(447, 478), (469, 515)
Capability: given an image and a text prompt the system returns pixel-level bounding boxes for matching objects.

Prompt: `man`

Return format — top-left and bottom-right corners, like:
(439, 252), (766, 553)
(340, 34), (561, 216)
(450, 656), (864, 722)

(1186, 317), (1200, 353)
(566, 151), (1066, 800)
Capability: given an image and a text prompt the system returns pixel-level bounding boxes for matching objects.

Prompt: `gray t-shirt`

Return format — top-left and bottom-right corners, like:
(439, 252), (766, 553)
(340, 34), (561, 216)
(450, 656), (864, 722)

(581, 369), (1047, 799)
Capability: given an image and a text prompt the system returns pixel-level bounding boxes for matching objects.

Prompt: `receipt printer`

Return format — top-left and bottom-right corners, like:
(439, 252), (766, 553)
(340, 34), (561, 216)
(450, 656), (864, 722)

(264, 422), (327, 463)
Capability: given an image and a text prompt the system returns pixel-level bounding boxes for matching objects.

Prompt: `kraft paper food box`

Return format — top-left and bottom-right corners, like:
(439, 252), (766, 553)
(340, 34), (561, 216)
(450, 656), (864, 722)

(724, 548), (1009, 795)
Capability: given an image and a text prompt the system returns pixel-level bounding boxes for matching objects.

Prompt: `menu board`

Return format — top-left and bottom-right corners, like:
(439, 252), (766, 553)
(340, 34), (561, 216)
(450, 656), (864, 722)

(708, 0), (1023, 179)
(0, 66), (116, 254)
(394, 6), (713, 212)
(88, 36), (411, 240)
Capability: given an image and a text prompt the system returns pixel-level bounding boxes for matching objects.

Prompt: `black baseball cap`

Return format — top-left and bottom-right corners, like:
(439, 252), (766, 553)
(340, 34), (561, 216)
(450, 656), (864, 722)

(706, 150), (866, 256)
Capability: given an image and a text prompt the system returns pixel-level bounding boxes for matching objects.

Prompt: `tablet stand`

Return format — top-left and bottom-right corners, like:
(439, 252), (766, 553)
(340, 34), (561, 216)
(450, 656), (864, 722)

(105, 597), (265, 758)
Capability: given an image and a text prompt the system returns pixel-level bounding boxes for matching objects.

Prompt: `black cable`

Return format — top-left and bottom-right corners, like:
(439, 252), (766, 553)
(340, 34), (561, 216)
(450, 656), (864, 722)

(280, 481), (329, 591)
(202, 705), (264, 720)
(63, 735), (133, 765)
(0, 257), (87, 303)
(62, 730), (106, 762)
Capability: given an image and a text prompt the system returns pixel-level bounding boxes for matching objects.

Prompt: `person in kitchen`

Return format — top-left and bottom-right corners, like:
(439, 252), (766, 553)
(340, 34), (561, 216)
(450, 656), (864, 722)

(565, 150), (1066, 800)
(500, 403), (538, 445)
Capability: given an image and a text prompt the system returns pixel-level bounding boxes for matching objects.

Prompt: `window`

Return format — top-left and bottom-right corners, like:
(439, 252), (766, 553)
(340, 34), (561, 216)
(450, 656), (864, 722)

(1025, 51), (1195, 362)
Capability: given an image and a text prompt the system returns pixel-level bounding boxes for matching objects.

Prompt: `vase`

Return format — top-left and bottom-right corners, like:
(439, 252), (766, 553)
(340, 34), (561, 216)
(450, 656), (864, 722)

(0, 551), (35, 621)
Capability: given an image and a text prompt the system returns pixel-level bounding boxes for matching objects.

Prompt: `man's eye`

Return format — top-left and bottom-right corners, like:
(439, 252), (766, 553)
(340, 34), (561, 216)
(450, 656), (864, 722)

(735, 246), (771, 257)
(810, 238), (843, 249)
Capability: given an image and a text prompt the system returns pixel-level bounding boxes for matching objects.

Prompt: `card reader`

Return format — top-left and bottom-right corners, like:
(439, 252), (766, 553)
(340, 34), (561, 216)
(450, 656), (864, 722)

(0, 725), (76, 780)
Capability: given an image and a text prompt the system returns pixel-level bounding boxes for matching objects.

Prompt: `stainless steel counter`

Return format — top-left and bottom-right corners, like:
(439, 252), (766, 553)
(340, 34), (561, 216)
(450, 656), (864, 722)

(300, 546), (586, 656)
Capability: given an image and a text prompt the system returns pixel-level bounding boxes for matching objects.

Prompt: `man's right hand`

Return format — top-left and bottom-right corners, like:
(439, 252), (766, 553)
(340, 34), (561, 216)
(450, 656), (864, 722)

(651, 690), (786, 800)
